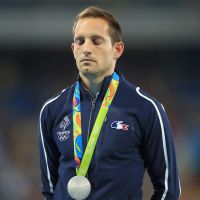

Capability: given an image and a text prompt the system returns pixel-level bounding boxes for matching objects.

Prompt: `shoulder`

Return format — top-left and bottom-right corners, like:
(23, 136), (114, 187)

(135, 86), (166, 127)
(135, 86), (164, 111)
(120, 77), (165, 117)
(120, 79), (168, 135)
(39, 84), (75, 119)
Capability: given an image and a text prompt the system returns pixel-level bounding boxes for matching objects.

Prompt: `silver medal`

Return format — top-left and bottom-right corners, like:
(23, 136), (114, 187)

(67, 176), (91, 200)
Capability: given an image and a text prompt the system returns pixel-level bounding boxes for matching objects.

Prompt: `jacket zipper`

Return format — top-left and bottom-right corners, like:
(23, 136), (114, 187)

(85, 92), (96, 183)
(87, 100), (96, 142)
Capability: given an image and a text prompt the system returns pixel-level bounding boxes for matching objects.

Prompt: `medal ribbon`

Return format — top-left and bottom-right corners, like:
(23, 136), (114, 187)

(72, 72), (119, 176)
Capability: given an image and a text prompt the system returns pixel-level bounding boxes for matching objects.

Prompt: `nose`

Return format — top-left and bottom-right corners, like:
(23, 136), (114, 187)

(83, 50), (91, 56)
(82, 40), (92, 56)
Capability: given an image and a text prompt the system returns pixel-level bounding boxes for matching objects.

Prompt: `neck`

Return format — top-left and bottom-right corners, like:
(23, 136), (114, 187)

(80, 71), (114, 98)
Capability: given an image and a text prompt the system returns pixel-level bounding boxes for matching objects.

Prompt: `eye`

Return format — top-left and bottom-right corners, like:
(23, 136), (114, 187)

(74, 37), (84, 45)
(92, 38), (103, 45)
(91, 36), (104, 45)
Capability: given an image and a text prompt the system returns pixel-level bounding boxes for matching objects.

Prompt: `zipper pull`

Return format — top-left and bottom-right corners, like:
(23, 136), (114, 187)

(92, 101), (95, 110)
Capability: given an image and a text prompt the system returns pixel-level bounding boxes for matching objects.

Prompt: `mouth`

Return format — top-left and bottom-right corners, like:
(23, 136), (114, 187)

(80, 58), (96, 63)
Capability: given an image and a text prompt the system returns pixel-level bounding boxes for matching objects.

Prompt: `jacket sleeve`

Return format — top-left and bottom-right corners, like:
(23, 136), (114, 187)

(142, 100), (181, 200)
(38, 105), (60, 200)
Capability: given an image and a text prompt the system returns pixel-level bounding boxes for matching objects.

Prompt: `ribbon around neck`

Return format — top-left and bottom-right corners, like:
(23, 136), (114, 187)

(72, 72), (119, 176)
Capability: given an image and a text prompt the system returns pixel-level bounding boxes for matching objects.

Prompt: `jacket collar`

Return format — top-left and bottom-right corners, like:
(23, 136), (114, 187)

(77, 68), (122, 101)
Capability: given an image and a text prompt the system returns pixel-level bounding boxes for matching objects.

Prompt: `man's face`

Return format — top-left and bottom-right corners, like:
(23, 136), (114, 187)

(71, 17), (123, 78)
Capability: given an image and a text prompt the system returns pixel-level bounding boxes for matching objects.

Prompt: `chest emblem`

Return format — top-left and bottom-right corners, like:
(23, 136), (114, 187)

(57, 131), (70, 141)
(57, 115), (70, 141)
(60, 115), (70, 130)
(111, 121), (129, 131)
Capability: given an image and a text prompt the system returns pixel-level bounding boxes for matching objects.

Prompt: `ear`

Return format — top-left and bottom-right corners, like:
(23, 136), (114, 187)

(71, 43), (77, 59)
(113, 42), (124, 60)
(71, 43), (75, 54)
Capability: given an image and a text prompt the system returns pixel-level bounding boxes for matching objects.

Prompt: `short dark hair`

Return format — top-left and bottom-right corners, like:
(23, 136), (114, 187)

(72, 6), (122, 44)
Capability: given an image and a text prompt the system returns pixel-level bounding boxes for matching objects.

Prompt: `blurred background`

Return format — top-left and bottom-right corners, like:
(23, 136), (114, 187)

(0, 0), (200, 199)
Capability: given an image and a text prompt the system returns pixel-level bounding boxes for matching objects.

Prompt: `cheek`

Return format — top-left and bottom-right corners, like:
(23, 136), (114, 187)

(104, 49), (115, 61)
(73, 46), (81, 57)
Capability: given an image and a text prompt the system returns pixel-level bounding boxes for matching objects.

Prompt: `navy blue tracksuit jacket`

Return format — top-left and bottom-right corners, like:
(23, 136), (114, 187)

(39, 71), (181, 200)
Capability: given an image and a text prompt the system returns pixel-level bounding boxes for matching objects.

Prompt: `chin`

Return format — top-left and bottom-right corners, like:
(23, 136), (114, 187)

(80, 65), (94, 73)
(80, 68), (99, 77)
(82, 69), (96, 76)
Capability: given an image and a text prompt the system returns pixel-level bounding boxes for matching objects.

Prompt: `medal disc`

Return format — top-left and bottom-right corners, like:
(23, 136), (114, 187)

(67, 176), (91, 200)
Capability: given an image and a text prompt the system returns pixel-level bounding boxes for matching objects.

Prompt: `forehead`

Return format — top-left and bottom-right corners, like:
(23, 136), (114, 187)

(74, 18), (110, 37)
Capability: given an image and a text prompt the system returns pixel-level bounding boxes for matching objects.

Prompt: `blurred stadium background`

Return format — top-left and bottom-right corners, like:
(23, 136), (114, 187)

(0, 0), (200, 199)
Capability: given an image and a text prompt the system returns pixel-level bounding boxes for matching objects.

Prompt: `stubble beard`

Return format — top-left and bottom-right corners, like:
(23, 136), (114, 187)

(78, 61), (115, 81)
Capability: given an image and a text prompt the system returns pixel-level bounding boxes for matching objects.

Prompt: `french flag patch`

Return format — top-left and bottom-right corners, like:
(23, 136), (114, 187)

(111, 121), (129, 131)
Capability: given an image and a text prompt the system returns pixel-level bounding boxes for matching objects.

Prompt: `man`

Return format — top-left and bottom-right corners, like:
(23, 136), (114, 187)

(39, 6), (181, 200)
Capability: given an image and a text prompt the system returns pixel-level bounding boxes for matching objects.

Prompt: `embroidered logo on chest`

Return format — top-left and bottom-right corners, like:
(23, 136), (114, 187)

(111, 121), (129, 131)
(60, 116), (70, 130)
(57, 131), (70, 141)
(57, 115), (70, 141)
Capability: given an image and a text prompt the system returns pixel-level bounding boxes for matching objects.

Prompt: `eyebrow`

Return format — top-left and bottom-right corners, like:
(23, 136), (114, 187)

(91, 35), (105, 41)
(74, 35), (105, 41)
(74, 36), (84, 42)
